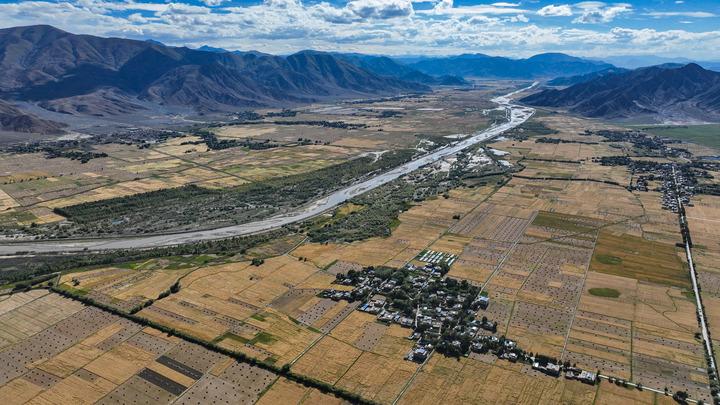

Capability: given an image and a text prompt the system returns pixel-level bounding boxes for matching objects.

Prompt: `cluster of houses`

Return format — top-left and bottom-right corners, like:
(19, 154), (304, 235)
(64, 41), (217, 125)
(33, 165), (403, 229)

(586, 129), (690, 159)
(593, 154), (701, 214)
(323, 264), (599, 387)
(661, 164), (697, 213)
(324, 263), (493, 362)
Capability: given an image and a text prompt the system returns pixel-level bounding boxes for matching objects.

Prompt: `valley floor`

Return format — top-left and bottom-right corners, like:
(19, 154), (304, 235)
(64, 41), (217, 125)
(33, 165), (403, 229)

(1, 97), (720, 405)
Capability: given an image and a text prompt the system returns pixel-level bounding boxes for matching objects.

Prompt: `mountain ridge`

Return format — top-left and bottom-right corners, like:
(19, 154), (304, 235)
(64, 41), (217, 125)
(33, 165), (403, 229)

(407, 53), (613, 79)
(521, 63), (720, 123)
(0, 25), (429, 114)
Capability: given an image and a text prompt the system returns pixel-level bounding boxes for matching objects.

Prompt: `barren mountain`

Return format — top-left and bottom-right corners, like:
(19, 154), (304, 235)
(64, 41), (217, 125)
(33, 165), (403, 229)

(521, 64), (720, 122)
(0, 99), (65, 134)
(0, 25), (428, 115)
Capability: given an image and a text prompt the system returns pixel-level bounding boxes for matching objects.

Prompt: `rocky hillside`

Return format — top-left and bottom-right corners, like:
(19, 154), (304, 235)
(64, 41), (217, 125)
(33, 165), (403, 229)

(0, 25), (428, 114)
(522, 64), (720, 122)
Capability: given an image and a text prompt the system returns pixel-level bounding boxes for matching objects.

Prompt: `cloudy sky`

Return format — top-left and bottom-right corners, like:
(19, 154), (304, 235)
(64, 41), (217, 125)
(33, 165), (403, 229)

(0, 0), (719, 58)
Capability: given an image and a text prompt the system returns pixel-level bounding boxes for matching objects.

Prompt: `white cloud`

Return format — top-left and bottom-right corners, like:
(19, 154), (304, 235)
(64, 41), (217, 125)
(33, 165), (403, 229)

(347, 0), (414, 19)
(491, 2), (520, 7)
(424, 0), (528, 16)
(537, 4), (572, 17)
(646, 11), (716, 18)
(572, 2), (632, 24)
(0, 0), (717, 59)
(200, 0), (227, 6)
(505, 14), (529, 23)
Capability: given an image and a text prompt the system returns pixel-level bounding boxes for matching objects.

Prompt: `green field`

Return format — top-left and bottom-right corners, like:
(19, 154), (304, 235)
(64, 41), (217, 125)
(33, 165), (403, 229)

(588, 287), (621, 298)
(590, 230), (690, 288)
(639, 124), (720, 150)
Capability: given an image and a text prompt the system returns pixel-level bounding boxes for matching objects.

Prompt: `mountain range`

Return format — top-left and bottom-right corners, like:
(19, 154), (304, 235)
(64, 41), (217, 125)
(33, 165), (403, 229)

(331, 54), (467, 86)
(1, 24), (718, 134)
(407, 53), (614, 79)
(596, 55), (720, 72)
(547, 67), (630, 86)
(521, 63), (720, 123)
(0, 25), (428, 121)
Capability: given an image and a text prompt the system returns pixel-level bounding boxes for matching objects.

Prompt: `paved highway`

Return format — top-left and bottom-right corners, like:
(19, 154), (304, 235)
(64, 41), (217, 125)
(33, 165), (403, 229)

(673, 166), (718, 390)
(0, 84), (537, 255)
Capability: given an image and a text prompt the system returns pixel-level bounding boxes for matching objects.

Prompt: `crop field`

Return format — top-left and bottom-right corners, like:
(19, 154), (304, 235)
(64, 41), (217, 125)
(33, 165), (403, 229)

(58, 254), (345, 365)
(685, 195), (720, 359)
(5, 106), (717, 404)
(292, 185), (496, 269)
(135, 256), (330, 364)
(256, 377), (345, 404)
(566, 270), (710, 401)
(640, 124), (720, 150)
(398, 355), (597, 404)
(0, 291), (284, 405)
(58, 261), (197, 312)
(590, 230), (689, 288)
(291, 311), (418, 404)
(0, 86), (505, 231)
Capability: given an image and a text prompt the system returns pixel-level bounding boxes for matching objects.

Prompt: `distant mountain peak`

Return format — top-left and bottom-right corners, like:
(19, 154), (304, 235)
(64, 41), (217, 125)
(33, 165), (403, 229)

(408, 53), (614, 79)
(197, 45), (230, 53)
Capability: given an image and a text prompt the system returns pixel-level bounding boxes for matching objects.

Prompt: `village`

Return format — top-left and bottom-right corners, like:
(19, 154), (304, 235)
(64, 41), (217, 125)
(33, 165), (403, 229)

(589, 128), (720, 214)
(321, 259), (600, 386)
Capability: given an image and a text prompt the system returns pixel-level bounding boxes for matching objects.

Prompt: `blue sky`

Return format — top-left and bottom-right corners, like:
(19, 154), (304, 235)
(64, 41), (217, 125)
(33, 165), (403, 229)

(0, 0), (718, 58)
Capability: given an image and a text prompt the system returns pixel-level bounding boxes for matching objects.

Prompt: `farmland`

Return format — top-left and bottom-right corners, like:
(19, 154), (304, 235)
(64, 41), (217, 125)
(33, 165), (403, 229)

(1, 89), (719, 404)
(639, 124), (720, 150)
(0, 85), (504, 238)
(0, 290), (303, 405)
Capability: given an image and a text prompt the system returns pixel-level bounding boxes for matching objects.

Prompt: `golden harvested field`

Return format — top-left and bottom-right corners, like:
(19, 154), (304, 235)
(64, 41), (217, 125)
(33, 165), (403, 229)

(58, 258), (210, 312)
(398, 355), (596, 404)
(292, 311), (418, 404)
(0, 188), (19, 211)
(567, 270), (709, 400)
(594, 381), (676, 405)
(256, 377), (346, 405)
(0, 291), (280, 405)
(293, 186), (496, 270)
(4, 106), (716, 404)
(291, 336), (363, 384)
(0, 290), (85, 349)
(138, 255), (327, 364)
(59, 255), (335, 367)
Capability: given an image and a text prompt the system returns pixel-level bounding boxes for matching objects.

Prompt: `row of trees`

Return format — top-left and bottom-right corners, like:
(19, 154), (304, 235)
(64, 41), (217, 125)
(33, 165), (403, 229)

(0, 229), (289, 286)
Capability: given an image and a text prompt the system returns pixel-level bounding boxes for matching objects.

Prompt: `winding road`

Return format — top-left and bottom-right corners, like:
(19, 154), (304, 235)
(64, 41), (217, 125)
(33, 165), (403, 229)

(0, 84), (536, 256)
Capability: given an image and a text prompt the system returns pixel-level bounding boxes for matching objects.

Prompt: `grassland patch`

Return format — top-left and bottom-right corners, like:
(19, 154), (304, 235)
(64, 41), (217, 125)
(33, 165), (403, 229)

(596, 254), (622, 265)
(590, 230), (689, 288)
(588, 288), (621, 298)
(532, 211), (596, 234)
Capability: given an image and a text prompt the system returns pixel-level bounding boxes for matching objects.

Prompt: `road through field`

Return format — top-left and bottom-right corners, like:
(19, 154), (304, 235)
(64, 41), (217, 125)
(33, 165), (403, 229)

(0, 84), (537, 255)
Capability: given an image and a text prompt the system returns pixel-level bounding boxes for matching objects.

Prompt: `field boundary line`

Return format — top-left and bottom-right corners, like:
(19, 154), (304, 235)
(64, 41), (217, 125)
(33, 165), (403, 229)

(560, 229), (600, 363)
